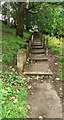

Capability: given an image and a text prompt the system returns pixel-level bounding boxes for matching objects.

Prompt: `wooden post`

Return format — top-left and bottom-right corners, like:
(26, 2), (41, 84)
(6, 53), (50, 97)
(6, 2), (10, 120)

(42, 35), (45, 50)
(45, 38), (48, 56)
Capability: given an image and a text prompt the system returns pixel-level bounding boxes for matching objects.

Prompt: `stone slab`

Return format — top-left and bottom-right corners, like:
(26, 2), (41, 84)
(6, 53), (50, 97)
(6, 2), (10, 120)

(29, 54), (48, 61)
(33, 42), (42, 44)
(33, 44), (42, 46)
(31, 49), (45, 54)
(24, 61), (52, 75)
(32, 46), (43, 49)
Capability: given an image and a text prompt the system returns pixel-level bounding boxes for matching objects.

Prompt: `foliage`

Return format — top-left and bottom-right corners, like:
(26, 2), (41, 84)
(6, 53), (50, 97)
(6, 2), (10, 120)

(2, 2), (64, 36)
(42, 35), (64, 80)
(47, 35), (62, 53)
(1, 24), (30, 62)
(1, 66), (27, 118)
(24, 3), (63, 36)
(2, 2), (7, 21)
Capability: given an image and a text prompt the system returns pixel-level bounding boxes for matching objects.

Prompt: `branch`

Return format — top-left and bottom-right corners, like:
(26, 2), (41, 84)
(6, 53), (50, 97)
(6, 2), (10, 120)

(25, 2), (44, 14)
(27, 8), (44, 14)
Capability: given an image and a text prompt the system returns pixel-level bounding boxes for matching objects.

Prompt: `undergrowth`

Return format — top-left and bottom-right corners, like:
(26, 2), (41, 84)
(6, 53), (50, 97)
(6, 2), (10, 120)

(1, 23), (30, 63)
(1, 23), (31, 118)
(42, 35), (64, 80)
(1, 66), (27, 118)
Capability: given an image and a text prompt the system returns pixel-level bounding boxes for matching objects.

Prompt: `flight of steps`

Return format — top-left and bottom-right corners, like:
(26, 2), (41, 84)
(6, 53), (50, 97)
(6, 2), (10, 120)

(24, 39), (52, 76)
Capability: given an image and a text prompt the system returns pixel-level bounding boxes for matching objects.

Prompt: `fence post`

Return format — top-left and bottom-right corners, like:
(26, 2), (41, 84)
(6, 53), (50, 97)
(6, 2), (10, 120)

(45, 38), (48, 56)
(42, 35), (45, 48)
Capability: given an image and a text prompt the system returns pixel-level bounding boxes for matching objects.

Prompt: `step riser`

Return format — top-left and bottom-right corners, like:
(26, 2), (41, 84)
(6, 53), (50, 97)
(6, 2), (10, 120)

(31, 52), (45, 54)
(32, 44), (42, 46)
(24, 72), (52, 76)
(30, 59), (48, 61)
(32, 47), (43, 49)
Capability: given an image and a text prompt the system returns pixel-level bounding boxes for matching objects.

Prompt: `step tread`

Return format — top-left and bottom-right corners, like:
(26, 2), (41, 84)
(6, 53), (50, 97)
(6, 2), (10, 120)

(33, 42), (42, 44)
(24, 61), (52, 76)
(32, 46), (43, 49)
(31, 49), (45, 54)
(32, 42), (42, 45)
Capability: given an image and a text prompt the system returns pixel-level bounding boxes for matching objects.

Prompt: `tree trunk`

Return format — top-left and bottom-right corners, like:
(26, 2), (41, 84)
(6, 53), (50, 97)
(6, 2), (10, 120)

(0, 1), (1, 14)
(16, 3), (24, 37)
(7, 1), (10, 26)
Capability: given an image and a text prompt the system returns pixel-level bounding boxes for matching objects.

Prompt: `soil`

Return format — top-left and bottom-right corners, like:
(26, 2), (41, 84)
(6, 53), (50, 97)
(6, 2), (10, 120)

(48, 50), (62, 100)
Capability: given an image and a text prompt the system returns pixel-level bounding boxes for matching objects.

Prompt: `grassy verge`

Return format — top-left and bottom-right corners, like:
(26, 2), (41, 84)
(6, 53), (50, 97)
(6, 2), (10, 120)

(42, 35), (64, 80)
(2, 66), (27, 118)
(1, 23), (30, 63)
(0, 23), (16, 35)
(1, 23), (31, 118)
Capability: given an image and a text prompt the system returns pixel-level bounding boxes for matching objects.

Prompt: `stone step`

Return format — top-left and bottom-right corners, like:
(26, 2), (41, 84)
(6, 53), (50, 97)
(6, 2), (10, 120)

(23, 71), (52, 76)
(29, 54), (47, 61)
(33, 42), (42, 44)
(32, 42), (42, 46)
(29, 54), (46, 58)
(32, 44), (42, 46)
(24, 61), (52, 76)
(31, 49), (45, 54)
(33, 41), (41, 42)
(30, 57), (48, 61)
(32, 46), (43, 49)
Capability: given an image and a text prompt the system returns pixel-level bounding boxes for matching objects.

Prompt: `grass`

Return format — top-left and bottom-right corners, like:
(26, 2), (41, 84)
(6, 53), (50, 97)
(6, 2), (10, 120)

(1, 67), (27, 118)
(0, 23), (16, 35)
(42, 34), (64, 80)
(1, 23), (31, 118)
(1, 23), (30, 63)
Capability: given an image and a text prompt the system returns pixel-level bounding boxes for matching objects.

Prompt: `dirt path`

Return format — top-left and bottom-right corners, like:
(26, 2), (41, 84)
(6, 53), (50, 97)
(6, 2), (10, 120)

(23, 33), (62, 118)
(27, 80), (62, 118)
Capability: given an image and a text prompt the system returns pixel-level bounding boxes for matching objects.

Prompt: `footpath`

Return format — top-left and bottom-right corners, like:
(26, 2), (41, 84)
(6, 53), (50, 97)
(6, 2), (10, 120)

(23, 33), (62, 118)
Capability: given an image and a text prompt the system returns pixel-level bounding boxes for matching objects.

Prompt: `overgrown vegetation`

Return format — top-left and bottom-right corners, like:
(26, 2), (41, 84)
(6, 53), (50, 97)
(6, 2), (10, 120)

(2, 66), (27, 118)
(42, 35), (64, 80)
(1, 24), (30, 118)
(0, 23), (30, 63)
(48, 36), (64, 80)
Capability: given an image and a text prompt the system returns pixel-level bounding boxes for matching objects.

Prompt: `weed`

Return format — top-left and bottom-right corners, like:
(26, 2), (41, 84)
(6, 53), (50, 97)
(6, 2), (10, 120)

(1, 68), (27, 118)
(42, 35), (63, 80)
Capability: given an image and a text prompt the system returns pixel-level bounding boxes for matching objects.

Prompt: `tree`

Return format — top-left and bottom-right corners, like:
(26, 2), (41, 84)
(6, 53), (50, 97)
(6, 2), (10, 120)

(2, 2), (63, 37)
(10, 2), (27, 37)
(6, 1), (10, 26)
(16, 3), (25, 37)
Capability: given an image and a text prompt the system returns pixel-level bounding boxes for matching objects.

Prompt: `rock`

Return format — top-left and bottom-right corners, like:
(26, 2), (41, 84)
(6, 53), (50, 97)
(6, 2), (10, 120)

(27, 105), (31, 110)
(56, 78), (60, 81)
(41, 80), (43, 82)
(28, 85), (32, 89)
(39, 116), (43, 119)
(55, 63), (58, 65)
(60, 88), (62, 91)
